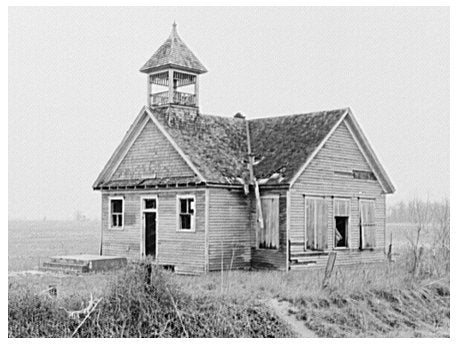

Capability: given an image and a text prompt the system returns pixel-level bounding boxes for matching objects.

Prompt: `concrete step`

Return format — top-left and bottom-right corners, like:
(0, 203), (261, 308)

(42, 261), (89, 273)
(47, 255), (127, 273)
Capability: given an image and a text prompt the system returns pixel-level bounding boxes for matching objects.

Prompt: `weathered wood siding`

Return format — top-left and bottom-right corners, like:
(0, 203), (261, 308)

(207, 188), (251, 271)
(112, 119), (195, 180)
(101, 189), (207, 274)
(289, 119), (387, 267)
(250, 190), (288, 270)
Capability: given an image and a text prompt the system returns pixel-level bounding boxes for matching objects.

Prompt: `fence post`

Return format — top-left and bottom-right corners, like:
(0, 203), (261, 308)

(322, 251), (337, 289)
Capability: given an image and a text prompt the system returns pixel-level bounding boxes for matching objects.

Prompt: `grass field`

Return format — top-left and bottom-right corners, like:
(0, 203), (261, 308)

(8, 220), (449, 337)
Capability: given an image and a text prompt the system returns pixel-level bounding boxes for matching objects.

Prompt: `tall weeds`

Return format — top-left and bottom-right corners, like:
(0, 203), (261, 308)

(9, 261), (294, 338)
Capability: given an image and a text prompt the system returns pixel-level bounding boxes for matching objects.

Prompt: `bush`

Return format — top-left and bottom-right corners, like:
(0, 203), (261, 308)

(8, 262), (294, 338)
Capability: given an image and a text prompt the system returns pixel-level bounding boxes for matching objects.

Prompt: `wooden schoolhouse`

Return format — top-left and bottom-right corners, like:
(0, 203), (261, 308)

(93, 24), (395, 274)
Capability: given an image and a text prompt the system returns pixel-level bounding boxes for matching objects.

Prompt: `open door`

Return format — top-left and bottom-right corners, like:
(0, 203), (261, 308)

(142, 197), (157, 258)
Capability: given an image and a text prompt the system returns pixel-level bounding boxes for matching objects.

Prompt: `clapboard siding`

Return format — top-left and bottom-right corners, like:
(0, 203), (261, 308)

(101, 189), (206, 273)
(250, 190), (288, 270)
(112, 119), (195, 180)
(208, 188), (251, 271)
(289, 119), (387, 267)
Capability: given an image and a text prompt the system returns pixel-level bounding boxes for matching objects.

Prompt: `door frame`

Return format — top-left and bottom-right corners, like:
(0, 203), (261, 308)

(140, 195), (158, 259)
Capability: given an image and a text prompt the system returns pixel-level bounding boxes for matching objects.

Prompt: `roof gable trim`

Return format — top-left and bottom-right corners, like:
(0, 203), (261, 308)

(144, 107), (207, 182)
(104, 114), (151, 183)
(343, 111), (396, 193)
(289, 109), (349, 186)
(92, 106), (149, 189)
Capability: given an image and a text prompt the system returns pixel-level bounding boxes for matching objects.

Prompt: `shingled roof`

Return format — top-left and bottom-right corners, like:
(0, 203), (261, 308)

(249, 109), (347, 184)
(140, 23), (207, 74)
(150, 107), (249, 185)
(94, 106), (396, 193)
(94, 107), (349, 188)
(147, 107), (347, 186)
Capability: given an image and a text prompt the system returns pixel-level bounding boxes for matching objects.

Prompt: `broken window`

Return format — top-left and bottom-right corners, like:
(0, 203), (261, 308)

(144, 198), (157, 210)
(110, 198), (123, 229)
(334, 198), (350, 248)
(177, 195), (195, 231)
(257, 196), (279, 249)
(305, 197), (328, 250)
(353, 170), (377, 181)
(360, 199), (376, 249)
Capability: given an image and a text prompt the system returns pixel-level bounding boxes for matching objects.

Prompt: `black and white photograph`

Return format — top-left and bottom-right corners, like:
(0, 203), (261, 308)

(8, 5), (451, 339)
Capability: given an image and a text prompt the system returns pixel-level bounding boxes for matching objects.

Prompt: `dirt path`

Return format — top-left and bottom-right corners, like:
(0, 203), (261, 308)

(268, 299), (317, 338)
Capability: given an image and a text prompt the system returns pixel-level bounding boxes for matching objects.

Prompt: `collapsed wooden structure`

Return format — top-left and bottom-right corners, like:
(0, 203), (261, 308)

(93, 24), (395, 274)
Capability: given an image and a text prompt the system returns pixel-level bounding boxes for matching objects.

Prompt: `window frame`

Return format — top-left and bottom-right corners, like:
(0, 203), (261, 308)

(176, 194), (196, 232)
(108, 196), (124, 230)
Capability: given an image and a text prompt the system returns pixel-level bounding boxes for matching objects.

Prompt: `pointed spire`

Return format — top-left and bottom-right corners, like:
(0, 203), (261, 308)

(170, 21), (177, 38)
(140, 23), (207, 74)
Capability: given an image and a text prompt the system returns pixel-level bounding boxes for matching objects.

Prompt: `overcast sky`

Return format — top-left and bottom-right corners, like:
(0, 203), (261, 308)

(9, 7), (449, 220)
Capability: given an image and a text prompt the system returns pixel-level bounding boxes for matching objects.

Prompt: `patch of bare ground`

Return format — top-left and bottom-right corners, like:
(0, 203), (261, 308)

(268, 299), (316, 337)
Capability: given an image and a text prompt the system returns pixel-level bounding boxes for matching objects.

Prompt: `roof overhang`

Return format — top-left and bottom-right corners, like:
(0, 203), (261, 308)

(288, 108), (395, 194)
(140, 63), (207, 75)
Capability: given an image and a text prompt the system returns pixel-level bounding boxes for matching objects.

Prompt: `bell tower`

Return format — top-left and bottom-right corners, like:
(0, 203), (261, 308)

(140, 23), (207, 109)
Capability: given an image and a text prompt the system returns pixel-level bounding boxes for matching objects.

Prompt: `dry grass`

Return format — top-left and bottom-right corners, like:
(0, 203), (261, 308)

(170, 248), (449, 338)
(8, 262), (294, 338)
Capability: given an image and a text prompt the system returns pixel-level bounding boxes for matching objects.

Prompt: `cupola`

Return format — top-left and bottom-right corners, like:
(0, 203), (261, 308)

(140, 23), (207, 109)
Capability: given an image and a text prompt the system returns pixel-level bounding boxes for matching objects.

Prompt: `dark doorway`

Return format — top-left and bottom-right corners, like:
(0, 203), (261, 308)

(335, 216), (348, 248)
(145, 212), (156, 257)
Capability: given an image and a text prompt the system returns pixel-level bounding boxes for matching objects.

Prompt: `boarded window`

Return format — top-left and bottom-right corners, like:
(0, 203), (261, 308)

(257, 196), (279, 249)
(360, 200), (376, 248)
(110, 198), (123, 229)
(177, 196), (195, 231)
(305, 197), (328, 250)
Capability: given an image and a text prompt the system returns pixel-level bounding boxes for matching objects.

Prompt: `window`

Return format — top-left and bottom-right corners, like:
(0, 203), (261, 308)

(257, 196), (279, 249)
(360, 199), (376, 249)
(177, 195), (195, 231)
(143, 198), (157, 211)
(334, 198), (350, 248)
(109, 198), (124, 229)
(305, 197), (328, 250)
(353, 170), (377, 181)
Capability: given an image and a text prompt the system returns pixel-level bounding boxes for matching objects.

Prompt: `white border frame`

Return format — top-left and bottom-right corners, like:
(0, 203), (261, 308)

(140, 195), (158, 259)
(176, 194), (196, 232)
(108, 196), (124, 230)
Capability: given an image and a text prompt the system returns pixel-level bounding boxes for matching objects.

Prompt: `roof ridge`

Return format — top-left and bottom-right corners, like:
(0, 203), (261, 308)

(248, 107), (350, 121)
